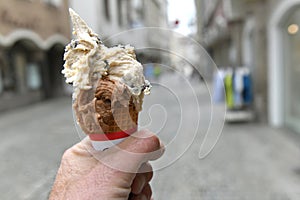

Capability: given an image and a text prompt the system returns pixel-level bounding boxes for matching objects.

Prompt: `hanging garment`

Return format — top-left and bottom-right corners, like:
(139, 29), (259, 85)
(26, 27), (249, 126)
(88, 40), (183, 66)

(233, 69), (244, 107)
(243, 72), (253, 104)
(145, 63), (154, 80)
(224, 72), (234, 108)
(212, 70), (225, 103)
(153, 65), (161, 78)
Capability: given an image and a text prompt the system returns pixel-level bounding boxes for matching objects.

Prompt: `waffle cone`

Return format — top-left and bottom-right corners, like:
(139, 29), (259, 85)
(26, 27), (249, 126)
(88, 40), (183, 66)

(95, 78), (138, 134)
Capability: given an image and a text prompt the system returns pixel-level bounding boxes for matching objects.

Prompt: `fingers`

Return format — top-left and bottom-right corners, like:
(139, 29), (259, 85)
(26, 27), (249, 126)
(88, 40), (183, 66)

(131, 163), (153, 195)
(141, 184), (152, 199)
(131, 173), (147, 194)
(79, 129), (164, 160)
(100, 129), (164, 173)
(138, 162), (153, 175)
(118, 129), (165, 162)
(131, 167), (153, 195)
(118, 129), (161, 154)
(129, 184), (152, 200)
(74, 130), (164, 174)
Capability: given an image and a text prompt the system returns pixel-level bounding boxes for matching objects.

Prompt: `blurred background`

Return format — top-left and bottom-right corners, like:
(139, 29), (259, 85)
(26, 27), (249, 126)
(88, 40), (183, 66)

(0, 0), (300, 199)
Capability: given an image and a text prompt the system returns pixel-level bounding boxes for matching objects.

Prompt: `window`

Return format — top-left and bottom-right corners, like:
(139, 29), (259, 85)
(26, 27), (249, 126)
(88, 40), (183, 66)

(26, 63), (41, 90)
(104, 0), (110, 21)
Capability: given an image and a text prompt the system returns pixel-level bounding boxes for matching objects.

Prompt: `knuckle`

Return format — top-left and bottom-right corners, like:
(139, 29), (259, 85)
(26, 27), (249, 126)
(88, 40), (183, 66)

(145, 135), (160, 152)
(62, 148), (72, 159)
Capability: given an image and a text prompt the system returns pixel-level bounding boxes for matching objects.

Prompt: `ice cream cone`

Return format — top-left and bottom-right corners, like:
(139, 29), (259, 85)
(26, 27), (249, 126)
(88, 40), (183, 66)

(72, 77), (140, 150)
(63, 9), (151, 151)
(89, 78), (139, 150)
(95, 77), (138, 134)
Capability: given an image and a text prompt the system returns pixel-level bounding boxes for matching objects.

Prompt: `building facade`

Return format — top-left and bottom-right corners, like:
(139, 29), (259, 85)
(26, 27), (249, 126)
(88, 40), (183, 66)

(69, 0), (169, 64)
(197, 0), (300, 133)
(267, 0), (300, 133)
(0, 0), (70, 111)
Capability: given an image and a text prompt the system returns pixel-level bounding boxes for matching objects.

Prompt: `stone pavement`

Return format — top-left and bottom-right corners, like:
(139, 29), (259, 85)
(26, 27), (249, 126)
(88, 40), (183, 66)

(0, 97), (78, 200)
(0, 73), (300, 200)
(152, 121), (300, 200)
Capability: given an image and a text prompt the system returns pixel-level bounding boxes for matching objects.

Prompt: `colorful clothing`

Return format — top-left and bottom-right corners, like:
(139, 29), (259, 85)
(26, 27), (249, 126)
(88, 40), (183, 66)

(224, 73), (234, 108)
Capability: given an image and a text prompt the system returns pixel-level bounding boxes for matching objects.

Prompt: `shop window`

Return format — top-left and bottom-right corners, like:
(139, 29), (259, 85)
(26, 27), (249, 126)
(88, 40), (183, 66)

(26, 63), (42, 90)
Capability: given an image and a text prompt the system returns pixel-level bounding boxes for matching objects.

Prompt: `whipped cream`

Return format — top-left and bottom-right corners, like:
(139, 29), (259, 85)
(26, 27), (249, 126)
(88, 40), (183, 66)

(62, 9), (150, 100)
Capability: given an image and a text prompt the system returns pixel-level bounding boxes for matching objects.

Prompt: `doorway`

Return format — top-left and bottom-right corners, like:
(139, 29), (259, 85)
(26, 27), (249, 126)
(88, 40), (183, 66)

(281, 7), (300, 133)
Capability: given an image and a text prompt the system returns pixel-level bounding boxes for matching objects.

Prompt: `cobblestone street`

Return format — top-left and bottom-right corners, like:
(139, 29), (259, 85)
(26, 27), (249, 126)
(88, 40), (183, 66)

(1, 73), (300, 200)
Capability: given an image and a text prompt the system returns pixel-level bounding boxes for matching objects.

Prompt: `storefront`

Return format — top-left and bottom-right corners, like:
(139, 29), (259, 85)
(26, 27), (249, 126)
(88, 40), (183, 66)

(0, 0), (70, 111)
(268, 0), (300, 133)
(0, 38), (67, 111)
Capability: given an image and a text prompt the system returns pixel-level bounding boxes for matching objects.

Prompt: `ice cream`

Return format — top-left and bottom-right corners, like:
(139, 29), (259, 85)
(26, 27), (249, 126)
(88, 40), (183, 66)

(63, 9), (151, 150)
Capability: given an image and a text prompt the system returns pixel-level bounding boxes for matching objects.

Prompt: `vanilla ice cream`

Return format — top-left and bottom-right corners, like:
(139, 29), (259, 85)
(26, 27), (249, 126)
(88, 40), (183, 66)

(63, 9), (151, 105)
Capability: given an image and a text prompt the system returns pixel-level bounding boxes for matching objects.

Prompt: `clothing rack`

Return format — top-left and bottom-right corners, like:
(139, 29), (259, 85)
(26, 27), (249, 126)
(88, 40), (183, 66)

(213, 66), (254, 122)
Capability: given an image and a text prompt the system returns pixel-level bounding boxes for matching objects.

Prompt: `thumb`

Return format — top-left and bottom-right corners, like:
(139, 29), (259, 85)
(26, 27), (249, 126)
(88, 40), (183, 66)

(118, 129), (163, 155)
(99, 129), (164, 173)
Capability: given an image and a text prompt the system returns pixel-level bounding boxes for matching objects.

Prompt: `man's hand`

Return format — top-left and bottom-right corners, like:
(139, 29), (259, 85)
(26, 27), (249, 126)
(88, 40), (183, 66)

(49, 130), (164, 200)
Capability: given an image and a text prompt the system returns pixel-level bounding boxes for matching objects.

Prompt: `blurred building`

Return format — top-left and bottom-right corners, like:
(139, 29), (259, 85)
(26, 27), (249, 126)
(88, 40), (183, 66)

(196, 0), (300, 133)
(69, 0), (169, 65)
(0, 0), (70, 111)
